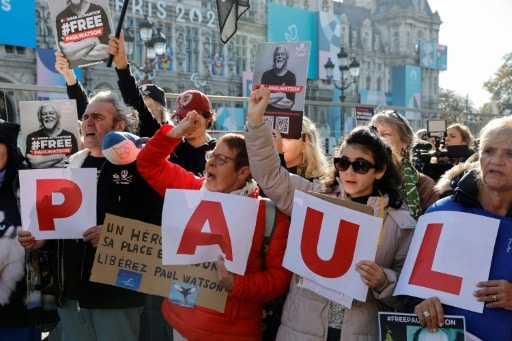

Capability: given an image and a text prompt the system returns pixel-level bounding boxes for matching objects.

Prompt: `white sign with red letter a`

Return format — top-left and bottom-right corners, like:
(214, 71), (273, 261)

(283, 190), (383, 302)
(394, 211), (499, 313)
(161, 189), (259, 275)
(19, 168), (97, 239)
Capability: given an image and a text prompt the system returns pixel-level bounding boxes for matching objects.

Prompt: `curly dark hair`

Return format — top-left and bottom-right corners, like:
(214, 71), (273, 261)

(337, 127), (403, 209)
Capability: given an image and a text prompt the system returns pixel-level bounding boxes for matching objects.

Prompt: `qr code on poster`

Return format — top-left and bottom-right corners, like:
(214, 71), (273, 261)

(275, 116), (290, 134)
(263, 115), (274, 127)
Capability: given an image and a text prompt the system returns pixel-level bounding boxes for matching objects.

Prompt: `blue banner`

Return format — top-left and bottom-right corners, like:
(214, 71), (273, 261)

(268, 3), (318, 79)
(0, 1), (36, 47)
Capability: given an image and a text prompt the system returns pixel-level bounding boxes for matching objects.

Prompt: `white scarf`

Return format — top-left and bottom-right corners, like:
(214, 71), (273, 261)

(201, 178), (259, 197)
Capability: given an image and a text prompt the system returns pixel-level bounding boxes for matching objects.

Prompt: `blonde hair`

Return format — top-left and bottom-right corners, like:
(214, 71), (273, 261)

(297, 116), (330, 179)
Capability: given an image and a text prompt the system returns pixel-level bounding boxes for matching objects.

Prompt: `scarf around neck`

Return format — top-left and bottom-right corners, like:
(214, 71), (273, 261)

(401, 158), (421, 219)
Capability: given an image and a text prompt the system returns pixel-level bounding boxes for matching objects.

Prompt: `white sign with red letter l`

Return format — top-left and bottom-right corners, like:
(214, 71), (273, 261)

(394, 211), (499, 313)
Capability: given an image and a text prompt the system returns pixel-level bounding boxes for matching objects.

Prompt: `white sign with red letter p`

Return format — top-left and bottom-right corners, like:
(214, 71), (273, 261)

(19, 168), (97, 239)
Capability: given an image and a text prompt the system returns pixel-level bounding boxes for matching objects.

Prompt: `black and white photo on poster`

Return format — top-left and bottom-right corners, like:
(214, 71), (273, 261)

(378, 312), (466, 341)
(20, 99), (81, 169)
(252, 41), (310, 139)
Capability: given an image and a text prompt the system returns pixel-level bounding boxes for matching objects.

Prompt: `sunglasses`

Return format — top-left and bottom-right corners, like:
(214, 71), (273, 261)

(333, 157), (376, 174)
(205, 151), (234, 166)
(386, 110), (406, 126)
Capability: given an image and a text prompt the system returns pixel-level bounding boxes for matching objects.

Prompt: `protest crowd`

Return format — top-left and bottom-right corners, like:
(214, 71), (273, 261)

(2, 4), (512, 341)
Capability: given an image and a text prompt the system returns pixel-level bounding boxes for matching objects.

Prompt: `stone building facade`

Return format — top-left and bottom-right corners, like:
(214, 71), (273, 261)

(1, 0), (443, 129)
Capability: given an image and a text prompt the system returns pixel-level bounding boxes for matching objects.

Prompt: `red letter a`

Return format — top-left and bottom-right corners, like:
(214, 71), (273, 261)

(177, 200), (233, 260)
(301, 207), (359, 278)
(36, 179), (82, 231)
(409, 223), (462, 294)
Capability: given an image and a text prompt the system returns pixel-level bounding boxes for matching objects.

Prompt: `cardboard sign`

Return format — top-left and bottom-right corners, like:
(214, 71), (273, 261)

(284, 190), (381, 302)
(394, 211), (499, 313)
(90, 214), (228, 312)
(19, 168), (97, 239)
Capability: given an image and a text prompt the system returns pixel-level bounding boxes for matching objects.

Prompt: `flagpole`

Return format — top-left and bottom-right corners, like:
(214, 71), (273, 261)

(106, 0), (130, 67)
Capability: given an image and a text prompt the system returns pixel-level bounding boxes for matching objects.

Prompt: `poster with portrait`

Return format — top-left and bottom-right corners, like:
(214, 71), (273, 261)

(252, 41), (310, 139)
(378, 312), (465, 341)
(20, 99), (81, 169)
(48, 0), (114, 68)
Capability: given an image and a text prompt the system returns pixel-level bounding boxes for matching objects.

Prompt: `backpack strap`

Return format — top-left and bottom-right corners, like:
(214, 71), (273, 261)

(261, 198), (278, 268)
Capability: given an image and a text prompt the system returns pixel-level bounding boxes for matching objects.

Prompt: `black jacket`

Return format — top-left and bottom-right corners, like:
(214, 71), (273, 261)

(0, 149), (32, 327)
(170, 138), (217, 177)
(54, 153), (164, 309)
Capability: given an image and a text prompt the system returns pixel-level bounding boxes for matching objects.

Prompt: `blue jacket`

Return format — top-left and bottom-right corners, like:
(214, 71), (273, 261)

(426, 169), (512, 340)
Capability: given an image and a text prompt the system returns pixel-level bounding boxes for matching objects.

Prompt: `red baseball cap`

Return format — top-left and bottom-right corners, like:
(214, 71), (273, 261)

(174, 90), (212, 118)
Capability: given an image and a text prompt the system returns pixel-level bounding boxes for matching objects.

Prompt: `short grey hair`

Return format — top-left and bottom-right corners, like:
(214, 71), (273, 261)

(88, 90), (140, 134)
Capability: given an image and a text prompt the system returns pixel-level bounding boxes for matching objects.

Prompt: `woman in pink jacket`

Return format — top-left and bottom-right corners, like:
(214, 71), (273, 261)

(137, 111), (291, 341)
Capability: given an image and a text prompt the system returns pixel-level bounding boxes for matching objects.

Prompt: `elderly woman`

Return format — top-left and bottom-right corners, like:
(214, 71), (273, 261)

(369, 111), (439, 219)
(136, 111), (291, 341)
(412, 116), (512, 340)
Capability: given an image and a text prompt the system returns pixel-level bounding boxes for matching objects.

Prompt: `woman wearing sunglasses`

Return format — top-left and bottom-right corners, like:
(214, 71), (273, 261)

(245, 86), (415, 340)
(136, 111), (291, 341)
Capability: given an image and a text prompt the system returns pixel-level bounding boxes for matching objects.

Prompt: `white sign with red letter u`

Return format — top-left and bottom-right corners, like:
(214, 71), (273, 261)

(283, 190), (383, 302)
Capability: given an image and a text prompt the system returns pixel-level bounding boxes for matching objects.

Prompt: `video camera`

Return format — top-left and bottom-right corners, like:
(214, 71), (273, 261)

(413, 120), (474, 181)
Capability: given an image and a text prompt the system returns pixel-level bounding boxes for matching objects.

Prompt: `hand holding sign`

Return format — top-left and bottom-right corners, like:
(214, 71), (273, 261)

(217, 255), (235, 291)
(83, 225), (103, 248)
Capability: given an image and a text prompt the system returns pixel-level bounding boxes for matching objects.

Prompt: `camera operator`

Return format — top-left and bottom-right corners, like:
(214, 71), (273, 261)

(413, 121), (475, 183)
(440, 123), (474, 165)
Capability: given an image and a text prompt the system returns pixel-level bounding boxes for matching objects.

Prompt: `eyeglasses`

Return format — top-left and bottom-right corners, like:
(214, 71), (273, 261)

(205, 151), (234, 166)
(333, 157), (376, 174)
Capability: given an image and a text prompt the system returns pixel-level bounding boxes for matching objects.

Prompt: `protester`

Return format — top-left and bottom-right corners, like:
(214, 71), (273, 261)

(0, 120), (40, 341)
(369, 111), (439, 219)
(170, 89), (217, 176)
(107, 32), (170, 130)
(277, 116), (329, 180)
(411, 116), (512, 340)
(18, 91), (164, 341)
(245, 86), (415, 339)
(54, 49), (161, 138)
(108, 31), (218, 339)
(139, 84), (171, 124)
(136, 112), (291, 341)
(264, 116), (330, 339)
(25, 102), (79, 169)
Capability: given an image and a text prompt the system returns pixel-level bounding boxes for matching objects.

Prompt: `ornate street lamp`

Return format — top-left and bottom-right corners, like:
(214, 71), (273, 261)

(125, 15), (167, 85)
(324, 47), (360, 135)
